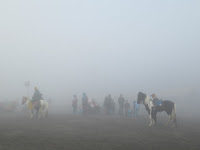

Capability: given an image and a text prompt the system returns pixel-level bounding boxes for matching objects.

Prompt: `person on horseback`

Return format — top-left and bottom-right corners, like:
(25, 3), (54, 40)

(32, 87), (43, 103)
(151, 93), (162, 106)
(29, 87), (44, 118)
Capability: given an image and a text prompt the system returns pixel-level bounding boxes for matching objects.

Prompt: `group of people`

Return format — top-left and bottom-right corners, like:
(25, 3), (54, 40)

(72, 93), (101, 115)
(31, 88), (162, 116)
(117, 94), (140, 117)
(71, 93), (150, 117)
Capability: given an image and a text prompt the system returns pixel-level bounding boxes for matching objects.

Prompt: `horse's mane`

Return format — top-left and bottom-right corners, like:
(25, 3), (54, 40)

(138, 92), (146, 100)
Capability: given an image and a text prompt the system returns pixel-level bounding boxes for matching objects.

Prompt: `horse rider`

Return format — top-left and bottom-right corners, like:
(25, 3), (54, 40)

(118, 94), (125, 115)
(32, 87), (43, 104)
(124, 100), (130, 117)
(72, 95), (78, 114)
(151, 93), (162, 106)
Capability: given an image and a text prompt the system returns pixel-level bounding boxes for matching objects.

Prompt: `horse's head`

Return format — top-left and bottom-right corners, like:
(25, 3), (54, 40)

(137, 92), (146, 104)
(22, 96), (28, 105)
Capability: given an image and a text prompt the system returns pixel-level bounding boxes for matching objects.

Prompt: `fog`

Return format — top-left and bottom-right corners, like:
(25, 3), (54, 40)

(0, 0), (200, 115)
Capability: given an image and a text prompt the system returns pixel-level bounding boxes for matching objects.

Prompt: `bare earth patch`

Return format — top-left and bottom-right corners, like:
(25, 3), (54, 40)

(0, 112), (199, 150)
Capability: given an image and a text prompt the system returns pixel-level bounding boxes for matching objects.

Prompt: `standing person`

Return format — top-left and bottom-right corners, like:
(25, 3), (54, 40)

(82, 92), (89, 114)
(118, 94), (125, 115)
(133, 101), (140, 116)
(124, 100), (130, 117)
(72, 95), (78, 114)
(104, 94), (112, 115)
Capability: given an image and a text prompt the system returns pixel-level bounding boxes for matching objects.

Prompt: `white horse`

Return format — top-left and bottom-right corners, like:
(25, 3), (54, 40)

(22, 96), (48, 119)
(137, 92), (177, 127)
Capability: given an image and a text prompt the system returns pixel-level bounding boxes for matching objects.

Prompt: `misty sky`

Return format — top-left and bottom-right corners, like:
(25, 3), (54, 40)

(0, 0), (200, 102)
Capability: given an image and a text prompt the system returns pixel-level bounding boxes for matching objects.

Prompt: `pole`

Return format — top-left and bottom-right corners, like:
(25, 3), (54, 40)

(25, 81), (30, 98)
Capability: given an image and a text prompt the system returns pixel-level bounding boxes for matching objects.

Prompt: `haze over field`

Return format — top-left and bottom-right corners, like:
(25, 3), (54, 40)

(0, 0), (200, 114)
(1, 1), (200, 150)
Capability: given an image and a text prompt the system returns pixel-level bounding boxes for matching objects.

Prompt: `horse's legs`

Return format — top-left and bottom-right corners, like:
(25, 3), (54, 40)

(149, 108), (156, 126)
(39, 106), (47, 119)
(165, 115), (172, 126)
(154, 114), (157, 124)
(46, 109), (48, 118)
(149, 114), (153, 126)
(38, 108), (42, 119)
(152, 109), (157, 125)
(36, 108), (39, 118)
(172, 104), (177, 128)
(152, 116), (156, 125)
(172, 119), (176, 128)
(172, 111), (177, 127)
(43, 108), (47, 118)
(29, 110), (33, 119)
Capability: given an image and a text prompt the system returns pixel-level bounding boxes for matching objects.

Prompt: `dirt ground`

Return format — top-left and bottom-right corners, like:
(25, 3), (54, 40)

(0, 112), (199, 150)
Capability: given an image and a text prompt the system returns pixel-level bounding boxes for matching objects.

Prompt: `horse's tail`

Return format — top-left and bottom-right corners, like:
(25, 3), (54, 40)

(45, 101), (48, 118)
(46, 108), (48, 118)
(173, 103), (177, 127)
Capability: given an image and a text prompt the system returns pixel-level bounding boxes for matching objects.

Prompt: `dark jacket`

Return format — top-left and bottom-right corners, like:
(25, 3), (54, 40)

(32, 89), (43, 102)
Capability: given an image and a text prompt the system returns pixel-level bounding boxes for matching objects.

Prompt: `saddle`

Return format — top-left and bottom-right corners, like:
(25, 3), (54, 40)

(152, 99), (163, 106)
(27, 101), (33, 110)
(28, 101), (41, 109)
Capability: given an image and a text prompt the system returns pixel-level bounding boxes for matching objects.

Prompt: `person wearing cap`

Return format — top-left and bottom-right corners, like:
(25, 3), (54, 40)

(72, 95), (78, 114)
(151, 93), (162, 106)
